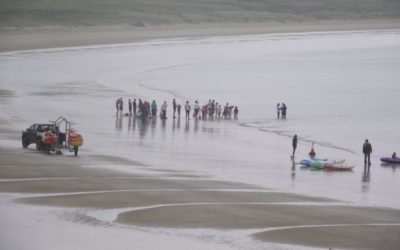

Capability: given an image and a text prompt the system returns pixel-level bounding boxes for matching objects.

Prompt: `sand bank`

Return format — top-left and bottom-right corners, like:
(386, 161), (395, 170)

(1, 147), (400, 249)
(1, 19), (400, 52)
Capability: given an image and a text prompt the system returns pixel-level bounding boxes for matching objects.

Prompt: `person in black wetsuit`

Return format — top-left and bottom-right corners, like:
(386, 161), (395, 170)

(292, 134), (298, 157)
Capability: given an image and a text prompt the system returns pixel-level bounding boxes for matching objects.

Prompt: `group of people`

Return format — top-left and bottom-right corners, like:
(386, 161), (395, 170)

(276, 103), (288, 119)
(115, 98), (239, 121)
(196, 99), (239, 120)
(116, 98), (158, 119)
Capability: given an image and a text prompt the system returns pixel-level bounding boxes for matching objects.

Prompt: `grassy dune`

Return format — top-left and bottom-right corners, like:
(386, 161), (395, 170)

(0, 0), (399, 28)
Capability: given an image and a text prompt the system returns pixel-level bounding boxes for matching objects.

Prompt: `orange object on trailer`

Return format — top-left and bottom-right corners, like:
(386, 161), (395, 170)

(42, 131), (58, 145)
(68, 130), (83, 147)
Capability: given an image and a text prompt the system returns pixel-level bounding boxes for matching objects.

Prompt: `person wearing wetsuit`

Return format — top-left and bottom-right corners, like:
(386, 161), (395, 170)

(292, 134), (298, 157)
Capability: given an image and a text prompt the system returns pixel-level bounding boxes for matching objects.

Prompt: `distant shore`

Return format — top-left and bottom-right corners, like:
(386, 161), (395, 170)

(1, 19), (399, 52)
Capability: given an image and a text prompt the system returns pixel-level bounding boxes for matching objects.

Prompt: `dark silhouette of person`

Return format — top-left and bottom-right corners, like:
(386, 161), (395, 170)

(281, 103), (287, 119)
(173, 98), (177, 118)
(363, 139), (372, 166)
(292, 134), (298, 157)
(132, 99), (137, 115)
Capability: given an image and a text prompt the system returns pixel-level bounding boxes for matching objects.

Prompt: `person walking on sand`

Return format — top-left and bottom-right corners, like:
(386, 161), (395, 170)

(132, 99), (137, 115)
(184, 101), (191, 121)
(363, 139), (372, 166)
(276, 103), (281, 119)
(173, 98), (177, 119)
(292, 134), (298, 157)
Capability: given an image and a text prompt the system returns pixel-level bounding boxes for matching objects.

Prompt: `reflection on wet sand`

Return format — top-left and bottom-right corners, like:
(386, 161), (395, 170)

(115, 112), (123, 131)
(381, 163), (400, 173)
(194, 119), (199, 133)
(115, 114), (229, 139)
(291, 158), (296, 182)
(138, 118), (150, 138)
(185, 120), (190, 133)
(362, 168), (371, 194)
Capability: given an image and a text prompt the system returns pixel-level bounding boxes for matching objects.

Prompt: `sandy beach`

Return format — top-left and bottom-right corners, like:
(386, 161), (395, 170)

(1, 19), (400, 52)
(1, 18), (400, 249)
(1, 145), (400, 249)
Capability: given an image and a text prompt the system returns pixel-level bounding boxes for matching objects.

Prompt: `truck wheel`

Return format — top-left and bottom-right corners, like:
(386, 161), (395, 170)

(36, 140), (42, 150)
(22, 138), (28, 148)
(74, 147), (78, 156)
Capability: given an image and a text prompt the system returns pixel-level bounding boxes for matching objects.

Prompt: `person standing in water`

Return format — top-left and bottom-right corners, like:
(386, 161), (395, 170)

(281, 103), (287, 119)
(363, 139), (372, 166)
(161, 101), (168, 119)
(193, 101), (200, 119)
(292, 134), (298, 157)
(132, 99), (137, 115)
(151, 100), (157, 117)
(128, 99), (132, 116)
(234, 106), (239, 119)
(115, 98), (120, 113)
(119, 98), (124, 113)
(184, 101), (191, 121)
(173, 98), (177, 119)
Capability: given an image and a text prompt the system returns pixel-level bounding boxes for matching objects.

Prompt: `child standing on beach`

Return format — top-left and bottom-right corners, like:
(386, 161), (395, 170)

(234, 106), (239, 119)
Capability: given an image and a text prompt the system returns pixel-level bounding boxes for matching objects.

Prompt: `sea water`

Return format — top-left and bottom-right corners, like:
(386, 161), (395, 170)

(0, 29), (399, 208)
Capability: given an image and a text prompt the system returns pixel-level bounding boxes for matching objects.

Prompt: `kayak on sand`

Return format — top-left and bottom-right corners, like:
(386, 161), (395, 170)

(300, 158), (345, 166)
(323, 163), (354, 171)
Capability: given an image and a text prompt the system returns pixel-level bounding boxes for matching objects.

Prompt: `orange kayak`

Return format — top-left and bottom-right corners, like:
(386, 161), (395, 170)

(68, 132), (83, 147)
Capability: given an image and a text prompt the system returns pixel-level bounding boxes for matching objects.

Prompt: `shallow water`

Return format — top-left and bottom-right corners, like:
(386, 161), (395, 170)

(1, 29), (399, 208)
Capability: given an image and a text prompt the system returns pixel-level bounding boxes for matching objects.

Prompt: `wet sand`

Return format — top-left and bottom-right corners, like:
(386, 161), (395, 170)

(1, 145), (400, 249)
(1, 19), (400, 52)
(1, 21), (400, 249)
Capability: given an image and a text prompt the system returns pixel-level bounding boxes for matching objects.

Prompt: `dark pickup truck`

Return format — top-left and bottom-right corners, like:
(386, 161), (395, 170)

(22, 124), (65, 149)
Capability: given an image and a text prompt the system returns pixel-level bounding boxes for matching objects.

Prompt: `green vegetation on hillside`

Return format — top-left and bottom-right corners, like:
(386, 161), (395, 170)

(0, 0), (399, 27)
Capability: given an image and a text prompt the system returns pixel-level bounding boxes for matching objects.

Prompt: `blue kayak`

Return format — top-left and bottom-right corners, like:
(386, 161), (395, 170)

(300, 158), (344, 166)
(300, 159), (323, 166)
(380, 157), (400, 164)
